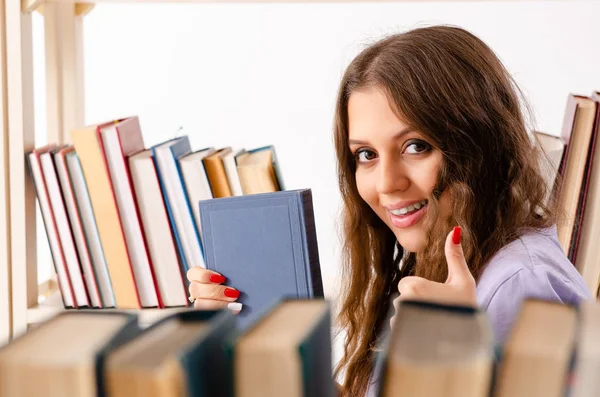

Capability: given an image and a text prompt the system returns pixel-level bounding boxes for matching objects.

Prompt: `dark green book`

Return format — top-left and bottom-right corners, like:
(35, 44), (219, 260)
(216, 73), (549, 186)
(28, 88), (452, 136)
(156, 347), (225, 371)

(103, 309), (236, 397)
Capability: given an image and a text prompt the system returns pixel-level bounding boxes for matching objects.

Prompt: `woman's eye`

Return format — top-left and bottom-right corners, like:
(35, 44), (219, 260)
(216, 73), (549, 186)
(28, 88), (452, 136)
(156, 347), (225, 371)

(404, 140), (431, 154)
(355, 149), (377, 163)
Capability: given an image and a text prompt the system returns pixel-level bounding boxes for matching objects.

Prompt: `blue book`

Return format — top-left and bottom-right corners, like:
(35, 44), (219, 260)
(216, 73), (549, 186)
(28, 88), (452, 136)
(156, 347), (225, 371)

(151, 136), (206, 283)
(199, 189), (324, 328)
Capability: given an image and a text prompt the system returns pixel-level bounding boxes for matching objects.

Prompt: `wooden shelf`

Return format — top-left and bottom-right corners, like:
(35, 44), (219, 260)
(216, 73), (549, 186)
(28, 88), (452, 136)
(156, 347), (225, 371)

(22, 0), (529, 14)
(20, 0), (390, 14)
(27, 291), (190, 327)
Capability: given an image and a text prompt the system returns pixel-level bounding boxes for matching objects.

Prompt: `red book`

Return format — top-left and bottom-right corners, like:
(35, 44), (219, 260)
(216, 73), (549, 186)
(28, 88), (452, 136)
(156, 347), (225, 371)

(100, 117), (163, 308)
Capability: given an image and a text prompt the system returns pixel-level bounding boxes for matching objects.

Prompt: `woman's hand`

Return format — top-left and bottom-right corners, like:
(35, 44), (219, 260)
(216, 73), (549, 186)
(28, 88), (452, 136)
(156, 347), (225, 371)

(186, 267), (242, 314)
(390, 226), (477, 328)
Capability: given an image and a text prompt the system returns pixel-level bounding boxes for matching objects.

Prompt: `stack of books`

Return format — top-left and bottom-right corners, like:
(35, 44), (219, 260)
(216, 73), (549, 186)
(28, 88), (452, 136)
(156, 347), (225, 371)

(27, 116), (285, 311)
(534, 91), (600, 298)
(1, 297), (600, 396)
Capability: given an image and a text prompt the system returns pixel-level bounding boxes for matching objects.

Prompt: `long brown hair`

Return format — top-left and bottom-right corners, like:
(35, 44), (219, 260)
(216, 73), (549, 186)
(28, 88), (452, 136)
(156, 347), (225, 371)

(333, 25), (559, 396)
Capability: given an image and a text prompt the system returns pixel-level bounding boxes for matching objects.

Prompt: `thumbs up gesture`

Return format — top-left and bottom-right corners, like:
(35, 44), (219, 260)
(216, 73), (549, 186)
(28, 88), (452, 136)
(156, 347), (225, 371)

(390, 227), (477, 328)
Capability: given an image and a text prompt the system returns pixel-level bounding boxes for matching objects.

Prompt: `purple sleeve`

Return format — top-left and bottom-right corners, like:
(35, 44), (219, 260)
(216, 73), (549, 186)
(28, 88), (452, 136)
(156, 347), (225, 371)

(486, 268), (591, 343)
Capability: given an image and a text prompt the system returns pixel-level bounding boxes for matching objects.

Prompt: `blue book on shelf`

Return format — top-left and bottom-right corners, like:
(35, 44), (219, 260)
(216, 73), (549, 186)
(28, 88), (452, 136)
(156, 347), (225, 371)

(199, 189), (324, 329)
(151, 136), (206, 285)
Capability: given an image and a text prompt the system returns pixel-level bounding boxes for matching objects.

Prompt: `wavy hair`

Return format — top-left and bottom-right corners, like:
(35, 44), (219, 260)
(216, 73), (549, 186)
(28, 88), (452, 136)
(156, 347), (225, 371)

(333, 25), (559, 396)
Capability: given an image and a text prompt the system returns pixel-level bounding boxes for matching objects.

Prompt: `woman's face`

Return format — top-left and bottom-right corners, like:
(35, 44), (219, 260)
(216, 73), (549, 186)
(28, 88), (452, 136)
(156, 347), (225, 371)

(348, 88), (449, 253)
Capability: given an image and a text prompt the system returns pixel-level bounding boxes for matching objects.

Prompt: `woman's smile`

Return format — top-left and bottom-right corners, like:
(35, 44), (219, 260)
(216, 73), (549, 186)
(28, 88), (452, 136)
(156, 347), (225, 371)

(386, 199), (429, 228)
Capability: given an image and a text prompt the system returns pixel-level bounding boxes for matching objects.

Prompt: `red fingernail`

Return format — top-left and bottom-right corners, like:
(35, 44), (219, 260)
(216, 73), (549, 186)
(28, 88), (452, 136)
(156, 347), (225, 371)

(452, 226), (461, 245)
(224, 288), (240, 299)
(209, 274), (226, 283)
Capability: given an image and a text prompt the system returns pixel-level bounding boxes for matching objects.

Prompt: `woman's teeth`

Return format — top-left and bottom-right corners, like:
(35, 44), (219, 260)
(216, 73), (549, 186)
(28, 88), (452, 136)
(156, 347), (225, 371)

(390, 200), (428, 216)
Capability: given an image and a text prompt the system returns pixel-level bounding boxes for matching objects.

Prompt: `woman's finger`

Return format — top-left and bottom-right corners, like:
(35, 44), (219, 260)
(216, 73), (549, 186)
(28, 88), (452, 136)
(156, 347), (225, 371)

(188, 282), (240, 302)
(444, 226), (474, 286)
(186, 266), (226, 284)
(398, 276), (455, 304)
(193, 298), (242, 314)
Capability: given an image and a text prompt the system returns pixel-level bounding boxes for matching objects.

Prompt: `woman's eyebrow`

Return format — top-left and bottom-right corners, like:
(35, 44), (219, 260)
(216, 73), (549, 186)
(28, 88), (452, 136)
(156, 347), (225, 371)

(348, 127), (413, 146)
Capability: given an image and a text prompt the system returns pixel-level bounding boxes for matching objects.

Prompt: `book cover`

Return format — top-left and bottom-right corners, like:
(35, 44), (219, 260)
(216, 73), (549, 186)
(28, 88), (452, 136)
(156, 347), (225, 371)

(103, 309), (235, 397)
(71, 121), (141, 309)
(199, 189), (324, 329)
(54, 146), (102, 308)
(129, 150), (188, 307)
(27, 146), (76, 308)
(0, 311), (140, 397)
(374, 300), (494, 397)
(40, 147), (90, 308)
(223, 299), (334, 397)
(101, 117), (161, 308)
(65, 151), (116, 308)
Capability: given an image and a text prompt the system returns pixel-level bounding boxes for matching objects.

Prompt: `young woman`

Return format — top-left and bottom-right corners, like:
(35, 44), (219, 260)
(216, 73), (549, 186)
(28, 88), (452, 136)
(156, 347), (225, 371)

(186, 25), (592, 396)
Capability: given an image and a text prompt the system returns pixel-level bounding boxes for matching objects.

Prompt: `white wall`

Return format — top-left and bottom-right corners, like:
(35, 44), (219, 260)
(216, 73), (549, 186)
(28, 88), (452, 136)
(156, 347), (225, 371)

(34, 1), (600, 306)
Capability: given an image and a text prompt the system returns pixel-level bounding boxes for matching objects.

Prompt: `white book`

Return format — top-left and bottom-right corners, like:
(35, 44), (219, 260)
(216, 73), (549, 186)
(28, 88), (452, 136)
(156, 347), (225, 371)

(179, 147), (215, 239)
(129, 150), (187, 307)
(53, 148), (102, 308)
(40, 151), (89, 307)
(65, 152), (116, 308)
(28, 149), (75, 308)
(222, 148), (245, 197)
(100, 122), (159, 308)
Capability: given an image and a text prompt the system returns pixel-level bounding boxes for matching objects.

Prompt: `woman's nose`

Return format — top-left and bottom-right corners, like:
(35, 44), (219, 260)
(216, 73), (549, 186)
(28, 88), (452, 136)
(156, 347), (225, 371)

(376, 156), (409, 194)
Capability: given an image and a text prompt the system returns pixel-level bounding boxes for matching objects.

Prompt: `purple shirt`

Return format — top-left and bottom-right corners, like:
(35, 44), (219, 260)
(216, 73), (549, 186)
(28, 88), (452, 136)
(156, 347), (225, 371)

(477, 224), (592, 343)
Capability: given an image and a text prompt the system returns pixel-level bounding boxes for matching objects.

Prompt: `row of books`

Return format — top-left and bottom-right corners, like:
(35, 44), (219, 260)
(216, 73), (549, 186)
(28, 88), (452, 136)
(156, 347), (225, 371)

(535, 90), (600, 297)
(377, 297), (600, 397)
(28, 116), (285, 310)
(1, 296), (599, 396)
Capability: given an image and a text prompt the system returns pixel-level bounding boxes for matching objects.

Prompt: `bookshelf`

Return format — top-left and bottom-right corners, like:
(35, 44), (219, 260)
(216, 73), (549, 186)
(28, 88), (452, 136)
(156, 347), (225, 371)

(0, 0), (551, 347)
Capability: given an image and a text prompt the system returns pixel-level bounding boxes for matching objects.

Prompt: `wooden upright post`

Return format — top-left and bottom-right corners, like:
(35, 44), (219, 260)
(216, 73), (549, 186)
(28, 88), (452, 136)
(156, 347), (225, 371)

(6, 0), (36, 339)
(43, 3), (88, 145)
(0, 0), (12, 346)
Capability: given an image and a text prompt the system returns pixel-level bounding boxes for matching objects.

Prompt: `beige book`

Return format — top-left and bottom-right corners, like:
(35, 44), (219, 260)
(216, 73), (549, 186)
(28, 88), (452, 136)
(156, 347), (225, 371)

(202, 148), (233, 198)
(494, 299), (577, 397)
(233, 300), (333, 397)
(380, 300), (494, 397)
(0, 312), (134, 397)
(574, 93), (600, 295)
(556, 95), (597, 255)
(71, 122), (140, 309)
(237, 149), (279, 195)
(104, 310), (235, 397)
(106, 320), (207, 397)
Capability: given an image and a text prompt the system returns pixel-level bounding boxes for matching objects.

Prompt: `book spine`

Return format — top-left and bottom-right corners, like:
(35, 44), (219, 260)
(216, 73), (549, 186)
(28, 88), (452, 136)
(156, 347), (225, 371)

(184, 311), (237, 397)
(298, 304), (334, 397)
(27, 150), (75, 309)
(300, 190), (324, 298)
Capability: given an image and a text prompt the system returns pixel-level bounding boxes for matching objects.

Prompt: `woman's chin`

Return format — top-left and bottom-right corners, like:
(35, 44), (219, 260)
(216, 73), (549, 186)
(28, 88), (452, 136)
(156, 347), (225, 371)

(395, 232), (427, 253)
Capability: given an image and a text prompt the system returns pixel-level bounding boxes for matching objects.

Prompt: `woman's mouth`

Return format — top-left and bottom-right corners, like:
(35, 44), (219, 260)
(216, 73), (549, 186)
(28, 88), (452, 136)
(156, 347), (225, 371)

(388, 199), (428, 228)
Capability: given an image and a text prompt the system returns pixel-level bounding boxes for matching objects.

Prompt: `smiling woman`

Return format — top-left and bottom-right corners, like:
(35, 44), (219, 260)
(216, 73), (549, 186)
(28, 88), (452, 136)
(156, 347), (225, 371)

(348, 89), (446, 253)
(332, 25), (592, 397)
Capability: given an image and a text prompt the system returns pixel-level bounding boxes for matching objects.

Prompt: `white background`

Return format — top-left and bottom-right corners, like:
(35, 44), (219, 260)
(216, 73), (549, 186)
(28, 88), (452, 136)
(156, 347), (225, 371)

(33, 1), (600, 313)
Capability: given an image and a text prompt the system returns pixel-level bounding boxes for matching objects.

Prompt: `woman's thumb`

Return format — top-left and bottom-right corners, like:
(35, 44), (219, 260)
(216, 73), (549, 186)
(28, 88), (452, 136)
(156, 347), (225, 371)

(444, 226), (472, 285)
